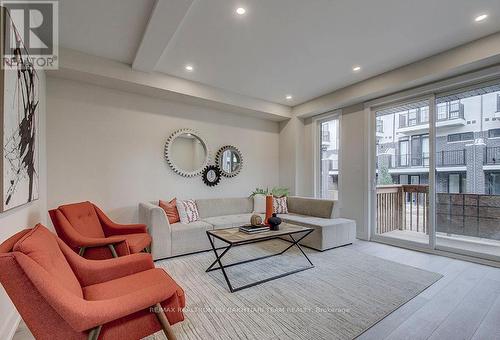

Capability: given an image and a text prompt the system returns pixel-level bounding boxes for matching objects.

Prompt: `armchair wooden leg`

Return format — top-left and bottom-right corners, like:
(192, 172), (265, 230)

(79, 247), (86, 256)
(87, 325), (102, 340)
(153, 303), (177, 340)
(108, 244), (118, 258)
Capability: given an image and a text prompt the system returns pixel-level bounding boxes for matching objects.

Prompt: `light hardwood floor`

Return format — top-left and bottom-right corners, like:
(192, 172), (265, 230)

(13, 240), (500, 340)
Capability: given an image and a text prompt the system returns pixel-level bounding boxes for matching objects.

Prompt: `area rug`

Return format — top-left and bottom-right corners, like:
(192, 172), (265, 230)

(150, 240), (442, 340)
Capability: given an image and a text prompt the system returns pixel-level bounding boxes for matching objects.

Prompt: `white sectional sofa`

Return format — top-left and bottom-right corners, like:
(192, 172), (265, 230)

(139, 196), (356, 260)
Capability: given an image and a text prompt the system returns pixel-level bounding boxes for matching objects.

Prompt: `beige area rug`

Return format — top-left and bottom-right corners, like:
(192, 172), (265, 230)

(149, 240), (442, 340)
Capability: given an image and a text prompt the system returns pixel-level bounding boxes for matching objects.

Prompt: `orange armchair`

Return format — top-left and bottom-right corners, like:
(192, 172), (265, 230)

(0, 225), (185, 340)
(49, 201), (152, 259)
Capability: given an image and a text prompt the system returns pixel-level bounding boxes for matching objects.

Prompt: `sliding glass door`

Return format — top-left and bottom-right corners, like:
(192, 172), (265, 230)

(373, 99), (431, 246)
(434, 81), (500, 260)
(371, 78), (500, 262)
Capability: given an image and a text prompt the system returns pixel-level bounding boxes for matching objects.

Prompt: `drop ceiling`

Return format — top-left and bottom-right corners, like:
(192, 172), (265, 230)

(60, 0), (500, 106)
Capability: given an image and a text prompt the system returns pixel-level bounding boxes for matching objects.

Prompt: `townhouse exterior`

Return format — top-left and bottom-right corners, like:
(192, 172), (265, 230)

(376, 89), (500, 195)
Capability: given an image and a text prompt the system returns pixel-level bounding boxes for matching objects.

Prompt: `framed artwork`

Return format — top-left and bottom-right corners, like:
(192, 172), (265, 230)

(0, 7), (40, 211)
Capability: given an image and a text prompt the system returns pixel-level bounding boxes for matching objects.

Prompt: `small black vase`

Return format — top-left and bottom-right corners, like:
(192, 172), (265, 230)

(268, 213), (282, 231)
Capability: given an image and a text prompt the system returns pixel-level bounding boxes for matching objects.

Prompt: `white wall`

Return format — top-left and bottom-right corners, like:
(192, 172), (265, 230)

(46, 77), (280, 223)
(338, 105), (369, 240)
(0, 71), (47, 340)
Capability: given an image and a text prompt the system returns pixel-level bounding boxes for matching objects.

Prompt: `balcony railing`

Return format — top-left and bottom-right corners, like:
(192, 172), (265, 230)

(389, 153), (429, 168)
(389, 150), (466, 168)
(484, 146), (500, 164)
(376, 185), (429, 234)
(436, 149), (466, 167)
(377, 186), (500, 242)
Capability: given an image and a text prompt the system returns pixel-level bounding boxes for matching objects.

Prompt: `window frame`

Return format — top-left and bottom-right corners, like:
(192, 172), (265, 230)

(447, 132), (474, 142)
(448, 173), (465, 194)
(313, 110), (342, 199)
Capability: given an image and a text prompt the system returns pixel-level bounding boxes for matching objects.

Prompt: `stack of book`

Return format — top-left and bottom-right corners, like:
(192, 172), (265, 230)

(239, 224), (270, 234)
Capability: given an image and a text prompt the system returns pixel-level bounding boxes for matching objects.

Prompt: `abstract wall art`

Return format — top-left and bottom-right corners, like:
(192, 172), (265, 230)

(0, 8), (40, 211)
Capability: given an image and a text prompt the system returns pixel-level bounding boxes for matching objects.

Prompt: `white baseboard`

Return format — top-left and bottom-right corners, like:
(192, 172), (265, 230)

(0, 309), (21, 340)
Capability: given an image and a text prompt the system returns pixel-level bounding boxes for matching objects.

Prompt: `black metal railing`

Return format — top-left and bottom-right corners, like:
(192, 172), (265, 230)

(389, 150), (466, 168)
(390, 153), (429, 168)
(485, 146), (500, 164)
(436, 149), (466, 166)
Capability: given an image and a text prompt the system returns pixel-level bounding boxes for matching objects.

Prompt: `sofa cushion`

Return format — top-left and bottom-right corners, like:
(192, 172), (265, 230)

(287, 196), (334, 219)
(13, 225), (83, 298)
(195, 197), (253, 219)
(279, 213), (338, 228)
(170, 221), (213, 255)
(202, 213), (265, 230)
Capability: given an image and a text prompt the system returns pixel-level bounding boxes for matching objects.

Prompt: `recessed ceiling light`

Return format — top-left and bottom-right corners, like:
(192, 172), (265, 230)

(236, 7), (246, 15)
(286, 95), (293, 100)
(475, 14), (488, 22)
(185, 64), (194, 72)
(352, 66), (361, 72)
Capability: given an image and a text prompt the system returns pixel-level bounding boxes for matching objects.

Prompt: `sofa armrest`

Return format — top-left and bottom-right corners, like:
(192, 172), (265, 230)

(139, 202), (172, 260)
(287, 196), (337, 219)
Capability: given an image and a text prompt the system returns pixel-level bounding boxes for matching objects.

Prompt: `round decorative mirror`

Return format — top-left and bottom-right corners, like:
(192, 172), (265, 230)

(164, 129), (210, 177)
(216, 145), (243, 177)
(202, 165), (221, 187)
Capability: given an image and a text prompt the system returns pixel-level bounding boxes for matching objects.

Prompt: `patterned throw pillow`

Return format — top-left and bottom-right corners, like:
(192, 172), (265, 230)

(176, 199), (200, 224)
(273, 196), (288, 214)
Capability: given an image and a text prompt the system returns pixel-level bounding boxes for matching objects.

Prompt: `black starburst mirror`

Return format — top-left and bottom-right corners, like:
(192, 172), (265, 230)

(202, 165), (221, 187)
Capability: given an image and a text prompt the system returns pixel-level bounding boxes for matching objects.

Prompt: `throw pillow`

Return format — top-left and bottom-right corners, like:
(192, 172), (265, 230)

(159, 199), (180, 224)
(273, 196), (288, 214)
(253, 194), (266, 214)
(176, 199), (200, 224)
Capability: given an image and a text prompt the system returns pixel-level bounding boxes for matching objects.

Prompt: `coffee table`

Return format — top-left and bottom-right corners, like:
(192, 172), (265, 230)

(206, 223), (314, 292)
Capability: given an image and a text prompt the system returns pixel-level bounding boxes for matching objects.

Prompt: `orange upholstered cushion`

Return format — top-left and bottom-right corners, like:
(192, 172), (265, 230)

(13, 225), (83, 298)
(83, 268), (175, 301)
(159, 199), (180, 224)
(59, 201), (105, 238)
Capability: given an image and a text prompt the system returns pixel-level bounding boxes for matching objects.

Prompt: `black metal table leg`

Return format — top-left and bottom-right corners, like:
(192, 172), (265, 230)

(205, 229), (315, 293)
(288, 230), (314, 266)
(206, 231), (234, 292)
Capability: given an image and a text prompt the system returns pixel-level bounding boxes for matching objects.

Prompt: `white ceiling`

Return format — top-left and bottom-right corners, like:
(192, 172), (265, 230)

(59, 0), (154, 63)
(60, 0), (500, 106)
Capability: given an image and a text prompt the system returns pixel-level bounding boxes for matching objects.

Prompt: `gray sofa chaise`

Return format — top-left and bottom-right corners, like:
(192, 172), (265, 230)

(139, 196), (356, 260)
